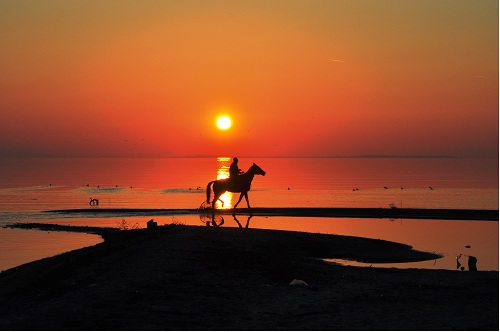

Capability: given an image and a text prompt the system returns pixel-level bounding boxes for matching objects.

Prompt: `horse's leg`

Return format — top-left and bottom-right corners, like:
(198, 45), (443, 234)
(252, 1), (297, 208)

(243, 192), (251, 209)
(233, 192), (245, 215)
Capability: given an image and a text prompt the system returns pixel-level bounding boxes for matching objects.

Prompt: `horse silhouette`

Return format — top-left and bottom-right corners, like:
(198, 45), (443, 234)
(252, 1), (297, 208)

(206, 163), (266, 220)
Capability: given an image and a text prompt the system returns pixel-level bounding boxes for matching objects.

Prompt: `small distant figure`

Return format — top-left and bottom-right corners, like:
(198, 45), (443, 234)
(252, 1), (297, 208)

(468, 256), (478, 271)
(384, 186), (388, 189)
(400, 187), (404, 190)
(429, 186), (433, 190)
(89, 198), (99, 206)
(456, 254), (478, 271)
(456, 254), (462, 269)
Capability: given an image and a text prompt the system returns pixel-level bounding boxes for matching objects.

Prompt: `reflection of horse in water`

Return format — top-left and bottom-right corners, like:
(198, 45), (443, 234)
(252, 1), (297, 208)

(206, 163), (266, 219)
(233, 215), (253, 228)
(205, 215), (253, 228)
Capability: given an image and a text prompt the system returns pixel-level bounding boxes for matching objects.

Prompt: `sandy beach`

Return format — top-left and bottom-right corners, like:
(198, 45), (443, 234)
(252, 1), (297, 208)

(0, 222), (497, 330)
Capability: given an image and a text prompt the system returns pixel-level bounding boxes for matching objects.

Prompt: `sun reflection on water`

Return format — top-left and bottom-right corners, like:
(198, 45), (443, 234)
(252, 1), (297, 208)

(216, 157), (233, 209)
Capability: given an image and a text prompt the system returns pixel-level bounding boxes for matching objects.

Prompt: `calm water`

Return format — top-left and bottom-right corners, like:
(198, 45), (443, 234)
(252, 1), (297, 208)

(0, 157), (498, 271)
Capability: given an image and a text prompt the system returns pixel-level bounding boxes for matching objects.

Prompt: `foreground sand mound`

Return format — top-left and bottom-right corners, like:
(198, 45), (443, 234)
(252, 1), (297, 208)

(0, 225), (497, 330)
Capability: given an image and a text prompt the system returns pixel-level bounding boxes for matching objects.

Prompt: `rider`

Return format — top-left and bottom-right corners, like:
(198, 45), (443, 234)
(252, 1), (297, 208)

(229, 157), (243, 188)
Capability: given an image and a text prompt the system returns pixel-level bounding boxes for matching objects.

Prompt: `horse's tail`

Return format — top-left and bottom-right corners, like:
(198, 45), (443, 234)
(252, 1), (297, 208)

(206, 181), (216, 203)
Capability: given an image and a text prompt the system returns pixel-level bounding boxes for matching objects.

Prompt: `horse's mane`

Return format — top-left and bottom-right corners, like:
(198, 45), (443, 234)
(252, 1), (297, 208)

(245, 163), (256, 172)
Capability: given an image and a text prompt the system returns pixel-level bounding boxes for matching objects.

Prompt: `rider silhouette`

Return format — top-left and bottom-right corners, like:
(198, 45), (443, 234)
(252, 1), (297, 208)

(229, 157), (243, 188)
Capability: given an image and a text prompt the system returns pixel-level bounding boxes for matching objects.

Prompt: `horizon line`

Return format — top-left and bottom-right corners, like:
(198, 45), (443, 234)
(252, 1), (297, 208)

(0, 154), (498, 159)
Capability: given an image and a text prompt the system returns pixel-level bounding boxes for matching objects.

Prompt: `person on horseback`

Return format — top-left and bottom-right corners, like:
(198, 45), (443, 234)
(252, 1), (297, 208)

(229, 157), (243, 189)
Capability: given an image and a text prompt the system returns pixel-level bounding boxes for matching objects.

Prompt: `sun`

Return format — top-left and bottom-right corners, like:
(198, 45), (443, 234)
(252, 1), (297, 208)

(216, 115), (232, 130)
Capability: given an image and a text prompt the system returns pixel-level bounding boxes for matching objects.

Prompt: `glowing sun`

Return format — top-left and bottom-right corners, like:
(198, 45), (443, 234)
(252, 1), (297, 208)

(216, 115), (232, 130)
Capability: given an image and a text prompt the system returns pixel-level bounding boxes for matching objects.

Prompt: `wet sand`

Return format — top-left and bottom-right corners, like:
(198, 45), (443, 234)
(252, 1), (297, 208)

(48, 207), (499, 221)
(0, 223), (498, 330)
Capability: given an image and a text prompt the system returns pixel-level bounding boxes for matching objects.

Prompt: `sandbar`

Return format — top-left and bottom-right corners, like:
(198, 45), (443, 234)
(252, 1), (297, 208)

(0, 223), (497, 330)
(47, 207), (499, 221)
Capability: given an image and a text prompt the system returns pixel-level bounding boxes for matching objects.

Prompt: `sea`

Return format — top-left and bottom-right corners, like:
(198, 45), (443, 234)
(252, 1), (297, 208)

(0, 157), (498, 272)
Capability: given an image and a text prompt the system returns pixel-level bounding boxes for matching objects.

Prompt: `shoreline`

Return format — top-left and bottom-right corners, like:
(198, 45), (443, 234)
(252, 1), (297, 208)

(46, 207), (499, 221)
(6, 222), (120, 240)
(5, 222), (442, 264)
(0, 224), (497, 330)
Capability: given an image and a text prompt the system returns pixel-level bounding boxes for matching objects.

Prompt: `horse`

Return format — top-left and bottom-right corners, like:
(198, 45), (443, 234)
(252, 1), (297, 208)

(206, 163), (266, 220)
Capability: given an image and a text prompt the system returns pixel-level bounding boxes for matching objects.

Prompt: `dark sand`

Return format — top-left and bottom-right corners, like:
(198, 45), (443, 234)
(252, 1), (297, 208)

(0, 223), (498, 330)
(48, 207), (499, 221)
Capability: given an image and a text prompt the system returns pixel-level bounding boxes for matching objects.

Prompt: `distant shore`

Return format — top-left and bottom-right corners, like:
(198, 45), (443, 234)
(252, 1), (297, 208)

(47, 207), (499, 221)
(1, 223), (498, 330)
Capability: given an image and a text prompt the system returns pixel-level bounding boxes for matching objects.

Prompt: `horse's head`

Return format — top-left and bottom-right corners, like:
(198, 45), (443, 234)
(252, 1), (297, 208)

(250, 163), (266, 176)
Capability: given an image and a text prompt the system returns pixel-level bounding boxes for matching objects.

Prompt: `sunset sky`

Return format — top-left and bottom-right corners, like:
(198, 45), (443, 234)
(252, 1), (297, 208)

(1, 0), (498, 158)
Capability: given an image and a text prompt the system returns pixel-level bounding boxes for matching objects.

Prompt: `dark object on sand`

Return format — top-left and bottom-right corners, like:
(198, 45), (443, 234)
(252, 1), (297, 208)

(456, 255), (462, 270)
(468, 256), (478, 271)
(147, 219), (157, 229)
(457, 254), (478, 271)
(289, 279), (309, 287)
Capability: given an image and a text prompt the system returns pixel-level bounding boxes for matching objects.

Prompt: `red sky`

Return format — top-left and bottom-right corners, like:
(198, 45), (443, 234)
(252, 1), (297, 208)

(0, 0), (498, 157)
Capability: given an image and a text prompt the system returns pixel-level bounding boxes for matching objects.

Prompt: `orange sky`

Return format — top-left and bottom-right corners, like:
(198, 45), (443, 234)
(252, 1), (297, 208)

(0, 0), (498, 157)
